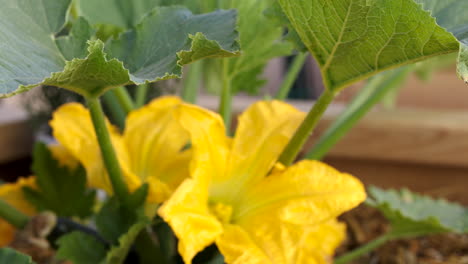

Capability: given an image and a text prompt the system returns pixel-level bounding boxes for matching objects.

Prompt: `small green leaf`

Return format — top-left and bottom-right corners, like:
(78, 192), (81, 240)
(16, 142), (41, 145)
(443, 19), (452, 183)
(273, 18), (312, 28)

(55, 231), (107, 264)
(95, 197), (145, 244)
(0, 248), (35, 264)
(368, 186), (468, 237)
(24, 142), (95, 218)
(204, 0), (294, 95)
(278, 0), (463, 92)
(56, 17), (95, 60)
(104, 218), (150, 264)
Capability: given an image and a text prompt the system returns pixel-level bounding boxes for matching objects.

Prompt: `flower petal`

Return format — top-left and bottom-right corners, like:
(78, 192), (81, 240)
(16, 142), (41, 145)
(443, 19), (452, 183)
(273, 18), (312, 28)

(50, 103), (140, 193)
(0, 177), (36, 246)
(175, 104), (230, 187)
(216, 224), (271, 264)
(158, 179), (222, 263)
(233, 160), (366, 225)
(217, 219), (344, 264)
(49, 144), (79, 169)
(297, 219), (346, 264)
(124, 96), (190, 203)
(218, 100), (305, 202)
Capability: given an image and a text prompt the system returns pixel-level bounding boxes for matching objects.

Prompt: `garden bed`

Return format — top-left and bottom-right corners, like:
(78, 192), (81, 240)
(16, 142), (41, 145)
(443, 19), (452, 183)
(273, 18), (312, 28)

(337, 205), (468, 264)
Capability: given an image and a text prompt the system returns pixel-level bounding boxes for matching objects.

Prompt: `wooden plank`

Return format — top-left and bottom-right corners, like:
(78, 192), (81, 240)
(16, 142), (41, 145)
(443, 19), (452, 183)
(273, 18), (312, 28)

(199, 95), (468, 168)
(326, 157), (468, 205)
(0, 103), (33, 164)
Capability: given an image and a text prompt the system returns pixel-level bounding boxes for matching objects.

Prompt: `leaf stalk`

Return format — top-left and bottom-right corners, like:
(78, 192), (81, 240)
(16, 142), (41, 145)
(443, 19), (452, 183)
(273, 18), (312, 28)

(86, 97), (130, 205)
(278, 89), (335, 166)
(0, 199), (29, 229)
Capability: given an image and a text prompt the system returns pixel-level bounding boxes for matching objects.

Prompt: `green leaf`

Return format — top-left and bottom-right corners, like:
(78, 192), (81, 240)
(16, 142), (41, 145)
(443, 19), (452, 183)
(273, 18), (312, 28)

(108, 7), (240, 85)
(56, 17), (95, 60)
(0, 248), (35, 264)
(55, 231), (107, 264)
(95, 196), (146, 244)
(204, 0), (294, 95)
(77, 0), (161, 28)
(278, 0), (462, 92)
(414, 0), (468, 82)
(24, 142), (95, 218)
(104, 218), (150, 264)
(1, 4), (239, 98)
(367, 186), (468, 237)
(0, 0), (70, 97)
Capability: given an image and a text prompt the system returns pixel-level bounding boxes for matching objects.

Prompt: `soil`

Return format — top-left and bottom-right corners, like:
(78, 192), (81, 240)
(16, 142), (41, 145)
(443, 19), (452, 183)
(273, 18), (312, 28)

(336, 205), (468, 264)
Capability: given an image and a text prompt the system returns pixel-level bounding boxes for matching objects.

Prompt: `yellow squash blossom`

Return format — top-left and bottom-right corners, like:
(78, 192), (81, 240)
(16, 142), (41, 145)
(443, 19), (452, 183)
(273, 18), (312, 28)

(0, 177), (36, 246)
(159, 101), (366, 264)
(50, 96), (191, 203)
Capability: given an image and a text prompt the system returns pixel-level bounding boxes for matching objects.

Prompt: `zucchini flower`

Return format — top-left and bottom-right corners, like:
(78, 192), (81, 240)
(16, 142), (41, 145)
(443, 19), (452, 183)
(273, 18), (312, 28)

(50, 96), (190, 203)
(0, 177), (36, 246)
(159, 101), (366, 263)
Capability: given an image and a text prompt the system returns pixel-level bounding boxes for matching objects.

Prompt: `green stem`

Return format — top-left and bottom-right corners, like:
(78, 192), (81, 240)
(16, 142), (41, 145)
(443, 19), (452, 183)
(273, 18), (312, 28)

(113, 86), (135, 114)
(278, 89), (335, 166)
(334, 233), (394, 264)
(102, 91), (126, 129)
(86, 97), (130, 204)
(219, 59), (232, 133)
(135, 84), (149, 108)
(0, 199), (29, 229)
(182, 61), (202, 103)
(275, 52), (308, 100)
(306, 66), (412, 160)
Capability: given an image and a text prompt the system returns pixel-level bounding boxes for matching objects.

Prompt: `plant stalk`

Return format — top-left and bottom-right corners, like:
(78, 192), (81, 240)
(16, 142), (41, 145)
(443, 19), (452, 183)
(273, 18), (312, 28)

(0, 199), (29, 229)
(135, 84), (149, 108)
(182, 61), (203, 103)
(102, 91), (126, 129)
(113, 86), (135, 114)
(86, 97), (130, 204)
(306, 66), (412, 160)
(219, 59), (232, 133)
(334, 233), (393, 264)
(275, 52), (308, 100)
(278, 89), (335, 166)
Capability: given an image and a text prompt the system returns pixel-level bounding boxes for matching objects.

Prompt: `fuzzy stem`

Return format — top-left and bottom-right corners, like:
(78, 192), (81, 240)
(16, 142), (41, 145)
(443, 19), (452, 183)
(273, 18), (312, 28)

(275, 53), (308, 100)
(306, 66), (412, 160)
(86, 97), (129, 204)
(113, 86), (135, 114)
(135, 84), (149, 108)
(0, 199), (29, 229)
(102, 91), (126, 129)
(278, 89), (335, 166)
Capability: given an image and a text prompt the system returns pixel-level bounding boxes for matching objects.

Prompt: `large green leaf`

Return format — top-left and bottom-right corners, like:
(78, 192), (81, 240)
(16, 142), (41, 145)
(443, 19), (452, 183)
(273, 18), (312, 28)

(23, 143), (95, 219)
(0, 0), (70, 97)
(0, 4), (240, 98)
(368, 186), (468, 237)
(55, 231), (107, 264)
(278, 0), (464, 92)
(0, 248), (35, 264)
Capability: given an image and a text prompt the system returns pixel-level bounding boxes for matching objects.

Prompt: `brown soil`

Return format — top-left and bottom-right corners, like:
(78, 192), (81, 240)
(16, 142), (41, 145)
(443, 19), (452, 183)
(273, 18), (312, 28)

(336, 205), (468, 264)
